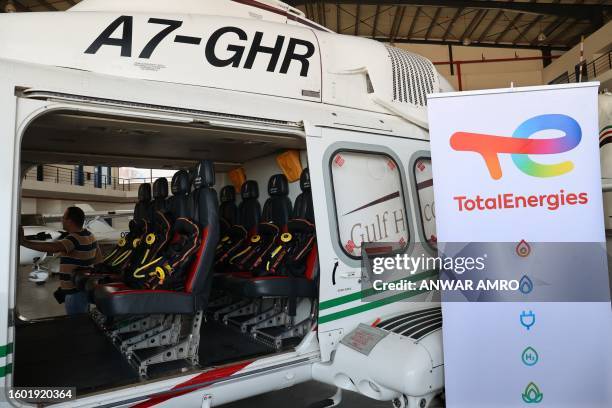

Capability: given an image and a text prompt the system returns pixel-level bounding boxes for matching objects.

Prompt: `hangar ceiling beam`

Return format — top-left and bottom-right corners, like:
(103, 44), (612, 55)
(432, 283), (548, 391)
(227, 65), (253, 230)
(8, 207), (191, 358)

(355, 2), (360, 35)
(442, 7), (463, 41)
(371, 4), (380, 38)
(477, 7), (505, 43)
(37, 0), (57, 11)
(495, 0), (536, 44)
(390, 5), (407, 42)
(534, 15), (568, 46)
(544, 1), (588, 46)
(425, 7), (442, 40)
(287, 1), (609, 20)
(11, 0), (31, 12)
(406, 6), (421, 38)
(461, 8), (487, 43)
(512, 13), (544, 44)
(380, 37), (569, 51)
(320, 1), (327, 27)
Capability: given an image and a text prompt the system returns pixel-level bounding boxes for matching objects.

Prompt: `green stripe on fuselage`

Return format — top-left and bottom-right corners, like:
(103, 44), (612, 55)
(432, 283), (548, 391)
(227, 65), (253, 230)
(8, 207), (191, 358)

(0, 343), (13, 357)
(319, 269), (438, 310)
(318, 269), (438, 323)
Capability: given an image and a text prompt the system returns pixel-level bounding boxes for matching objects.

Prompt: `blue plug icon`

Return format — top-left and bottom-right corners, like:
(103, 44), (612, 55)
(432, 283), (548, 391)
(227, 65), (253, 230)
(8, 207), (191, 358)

(520, 310), (536, 330)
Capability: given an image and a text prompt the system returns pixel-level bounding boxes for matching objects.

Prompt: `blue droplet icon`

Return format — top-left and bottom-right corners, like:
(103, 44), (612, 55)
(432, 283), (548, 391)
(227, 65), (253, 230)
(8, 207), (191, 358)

(519, 275), (533, 294)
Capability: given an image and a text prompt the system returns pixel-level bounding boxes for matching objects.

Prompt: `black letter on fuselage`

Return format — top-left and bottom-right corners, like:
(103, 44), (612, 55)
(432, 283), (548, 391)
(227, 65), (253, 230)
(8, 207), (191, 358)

(205, 27), (248, 67)
(243, 32), (285, 72)
(85, 15), (133, 57)
(280, 38), (315, 77)
(139, 18), (183, 59)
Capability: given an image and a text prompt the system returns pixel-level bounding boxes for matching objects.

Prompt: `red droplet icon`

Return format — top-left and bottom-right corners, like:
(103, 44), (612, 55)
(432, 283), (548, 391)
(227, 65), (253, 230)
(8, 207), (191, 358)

(516, 239), (531, 257)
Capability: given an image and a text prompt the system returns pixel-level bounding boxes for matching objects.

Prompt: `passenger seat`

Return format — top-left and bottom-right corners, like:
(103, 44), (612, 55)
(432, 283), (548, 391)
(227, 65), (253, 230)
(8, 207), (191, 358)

(152, 177), (169, 214)
(168, 170), (192, 220)
(227, 175), (291, 272)
(94, 160), (219, 314)
(261, 174), (292, 230)
(238, 180), (261, 235)
(134, 183), (153, 223)
(219, 185), (238, 235)
(292, 168), (314, 223)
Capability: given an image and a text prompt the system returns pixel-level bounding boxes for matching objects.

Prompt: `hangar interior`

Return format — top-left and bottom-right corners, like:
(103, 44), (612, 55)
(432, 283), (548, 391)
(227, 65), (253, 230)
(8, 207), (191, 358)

(4, 1), (611, 407)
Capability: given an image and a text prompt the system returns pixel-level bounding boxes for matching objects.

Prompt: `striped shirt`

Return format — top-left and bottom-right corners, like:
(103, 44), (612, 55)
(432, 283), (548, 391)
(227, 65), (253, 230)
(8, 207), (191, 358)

(58, 229), (101, 288)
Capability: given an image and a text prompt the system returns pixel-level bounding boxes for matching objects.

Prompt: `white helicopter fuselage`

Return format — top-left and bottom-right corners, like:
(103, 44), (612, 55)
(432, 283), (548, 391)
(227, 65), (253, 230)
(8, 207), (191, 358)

(0, 0), (450, 406)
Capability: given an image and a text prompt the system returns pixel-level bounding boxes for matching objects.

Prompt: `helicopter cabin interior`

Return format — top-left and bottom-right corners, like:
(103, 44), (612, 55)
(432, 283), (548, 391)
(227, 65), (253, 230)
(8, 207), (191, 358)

(14, 105), (319, 395)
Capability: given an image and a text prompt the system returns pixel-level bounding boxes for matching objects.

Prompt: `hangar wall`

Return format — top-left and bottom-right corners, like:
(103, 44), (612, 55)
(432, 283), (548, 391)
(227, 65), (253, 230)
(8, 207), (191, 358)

(543, 21), (612, 85)
(397, 43), (558, 91)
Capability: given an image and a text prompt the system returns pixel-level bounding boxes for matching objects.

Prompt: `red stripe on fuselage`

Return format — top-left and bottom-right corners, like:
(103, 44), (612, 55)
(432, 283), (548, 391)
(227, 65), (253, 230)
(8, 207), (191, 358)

(132, 361), (253, 407)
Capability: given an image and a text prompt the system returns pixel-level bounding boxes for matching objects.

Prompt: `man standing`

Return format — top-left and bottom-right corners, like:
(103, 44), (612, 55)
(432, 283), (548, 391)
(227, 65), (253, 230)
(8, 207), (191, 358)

(20, 206), (102, 315)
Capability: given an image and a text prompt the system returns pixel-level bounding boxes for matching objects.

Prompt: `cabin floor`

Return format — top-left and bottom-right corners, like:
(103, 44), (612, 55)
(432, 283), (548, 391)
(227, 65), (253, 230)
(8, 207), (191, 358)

(14, 266), (278, 395)
(14, 315), (446, 408)
(14, 314), (275, 394)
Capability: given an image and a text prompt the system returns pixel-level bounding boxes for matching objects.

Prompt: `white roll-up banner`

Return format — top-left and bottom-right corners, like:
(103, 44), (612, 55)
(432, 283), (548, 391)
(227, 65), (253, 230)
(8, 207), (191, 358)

(428, 82), (612, 408)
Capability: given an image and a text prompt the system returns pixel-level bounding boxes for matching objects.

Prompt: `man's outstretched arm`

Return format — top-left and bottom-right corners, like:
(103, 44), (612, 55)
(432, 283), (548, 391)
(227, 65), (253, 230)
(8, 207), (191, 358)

(19, 226), (65, 254)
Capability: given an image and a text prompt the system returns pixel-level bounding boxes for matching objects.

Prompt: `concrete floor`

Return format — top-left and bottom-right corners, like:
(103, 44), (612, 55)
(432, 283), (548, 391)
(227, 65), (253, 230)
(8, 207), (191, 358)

(17, 263), (66, 320)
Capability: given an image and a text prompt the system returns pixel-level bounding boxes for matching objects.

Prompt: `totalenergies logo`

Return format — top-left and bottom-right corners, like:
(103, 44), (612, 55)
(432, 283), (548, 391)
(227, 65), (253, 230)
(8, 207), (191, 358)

(450, 114), (582, 180)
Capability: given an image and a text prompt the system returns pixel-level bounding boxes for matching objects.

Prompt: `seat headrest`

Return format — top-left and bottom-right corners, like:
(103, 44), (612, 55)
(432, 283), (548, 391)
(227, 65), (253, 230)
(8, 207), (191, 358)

(193, 160), (215, 189)
(138, 183), (152, 202)
(220, 185), (236, 203)
(153, 177), (169, 199)
(300, 168), (311, 191)
(171, 170), (190, 195)
(268, 174), (289, 196)
(241, 180), (259, 199)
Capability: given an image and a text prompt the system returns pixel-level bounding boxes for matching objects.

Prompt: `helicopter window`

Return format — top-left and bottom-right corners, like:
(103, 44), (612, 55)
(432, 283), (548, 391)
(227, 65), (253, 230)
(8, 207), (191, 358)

(413, 158), (437, 248)
(330, 150), (409, 258)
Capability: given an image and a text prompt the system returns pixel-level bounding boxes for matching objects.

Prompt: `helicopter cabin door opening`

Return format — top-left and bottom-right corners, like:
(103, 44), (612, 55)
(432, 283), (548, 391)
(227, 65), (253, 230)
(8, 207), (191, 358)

(12, 93), (319, 397)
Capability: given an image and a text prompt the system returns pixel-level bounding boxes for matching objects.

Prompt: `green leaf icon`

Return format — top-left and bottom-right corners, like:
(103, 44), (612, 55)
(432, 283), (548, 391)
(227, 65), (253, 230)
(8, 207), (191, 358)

(522, 382), (544, 404)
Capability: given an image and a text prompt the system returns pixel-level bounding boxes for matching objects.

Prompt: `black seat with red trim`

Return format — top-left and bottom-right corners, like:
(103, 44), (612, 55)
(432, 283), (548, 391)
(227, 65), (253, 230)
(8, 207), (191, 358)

(134, 183), (153, 223)
(125, 218), (201, 291)
(229, 219), (317, 298)
(168, 170), (192, 220)
(188, 159), (220, 309)
(92, 218), (149, 275)
(213, 181), (260, 271)
(152, 177), (169, 214)
(292, 168), (314, 223)
(121, 210), (172, 288)
(226, 169), (317, 300)
(214, 224), (248, 270)
(261, 174), (292, 230)
(227, 222), (280, 273)
(93, 160), (219, 315)
(73, 183), (153, 290)
(95, 181), (153, 273)
(238, 180), (261, 235)
(224, 175), (291, 274)
(219, 185), (238, 235)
